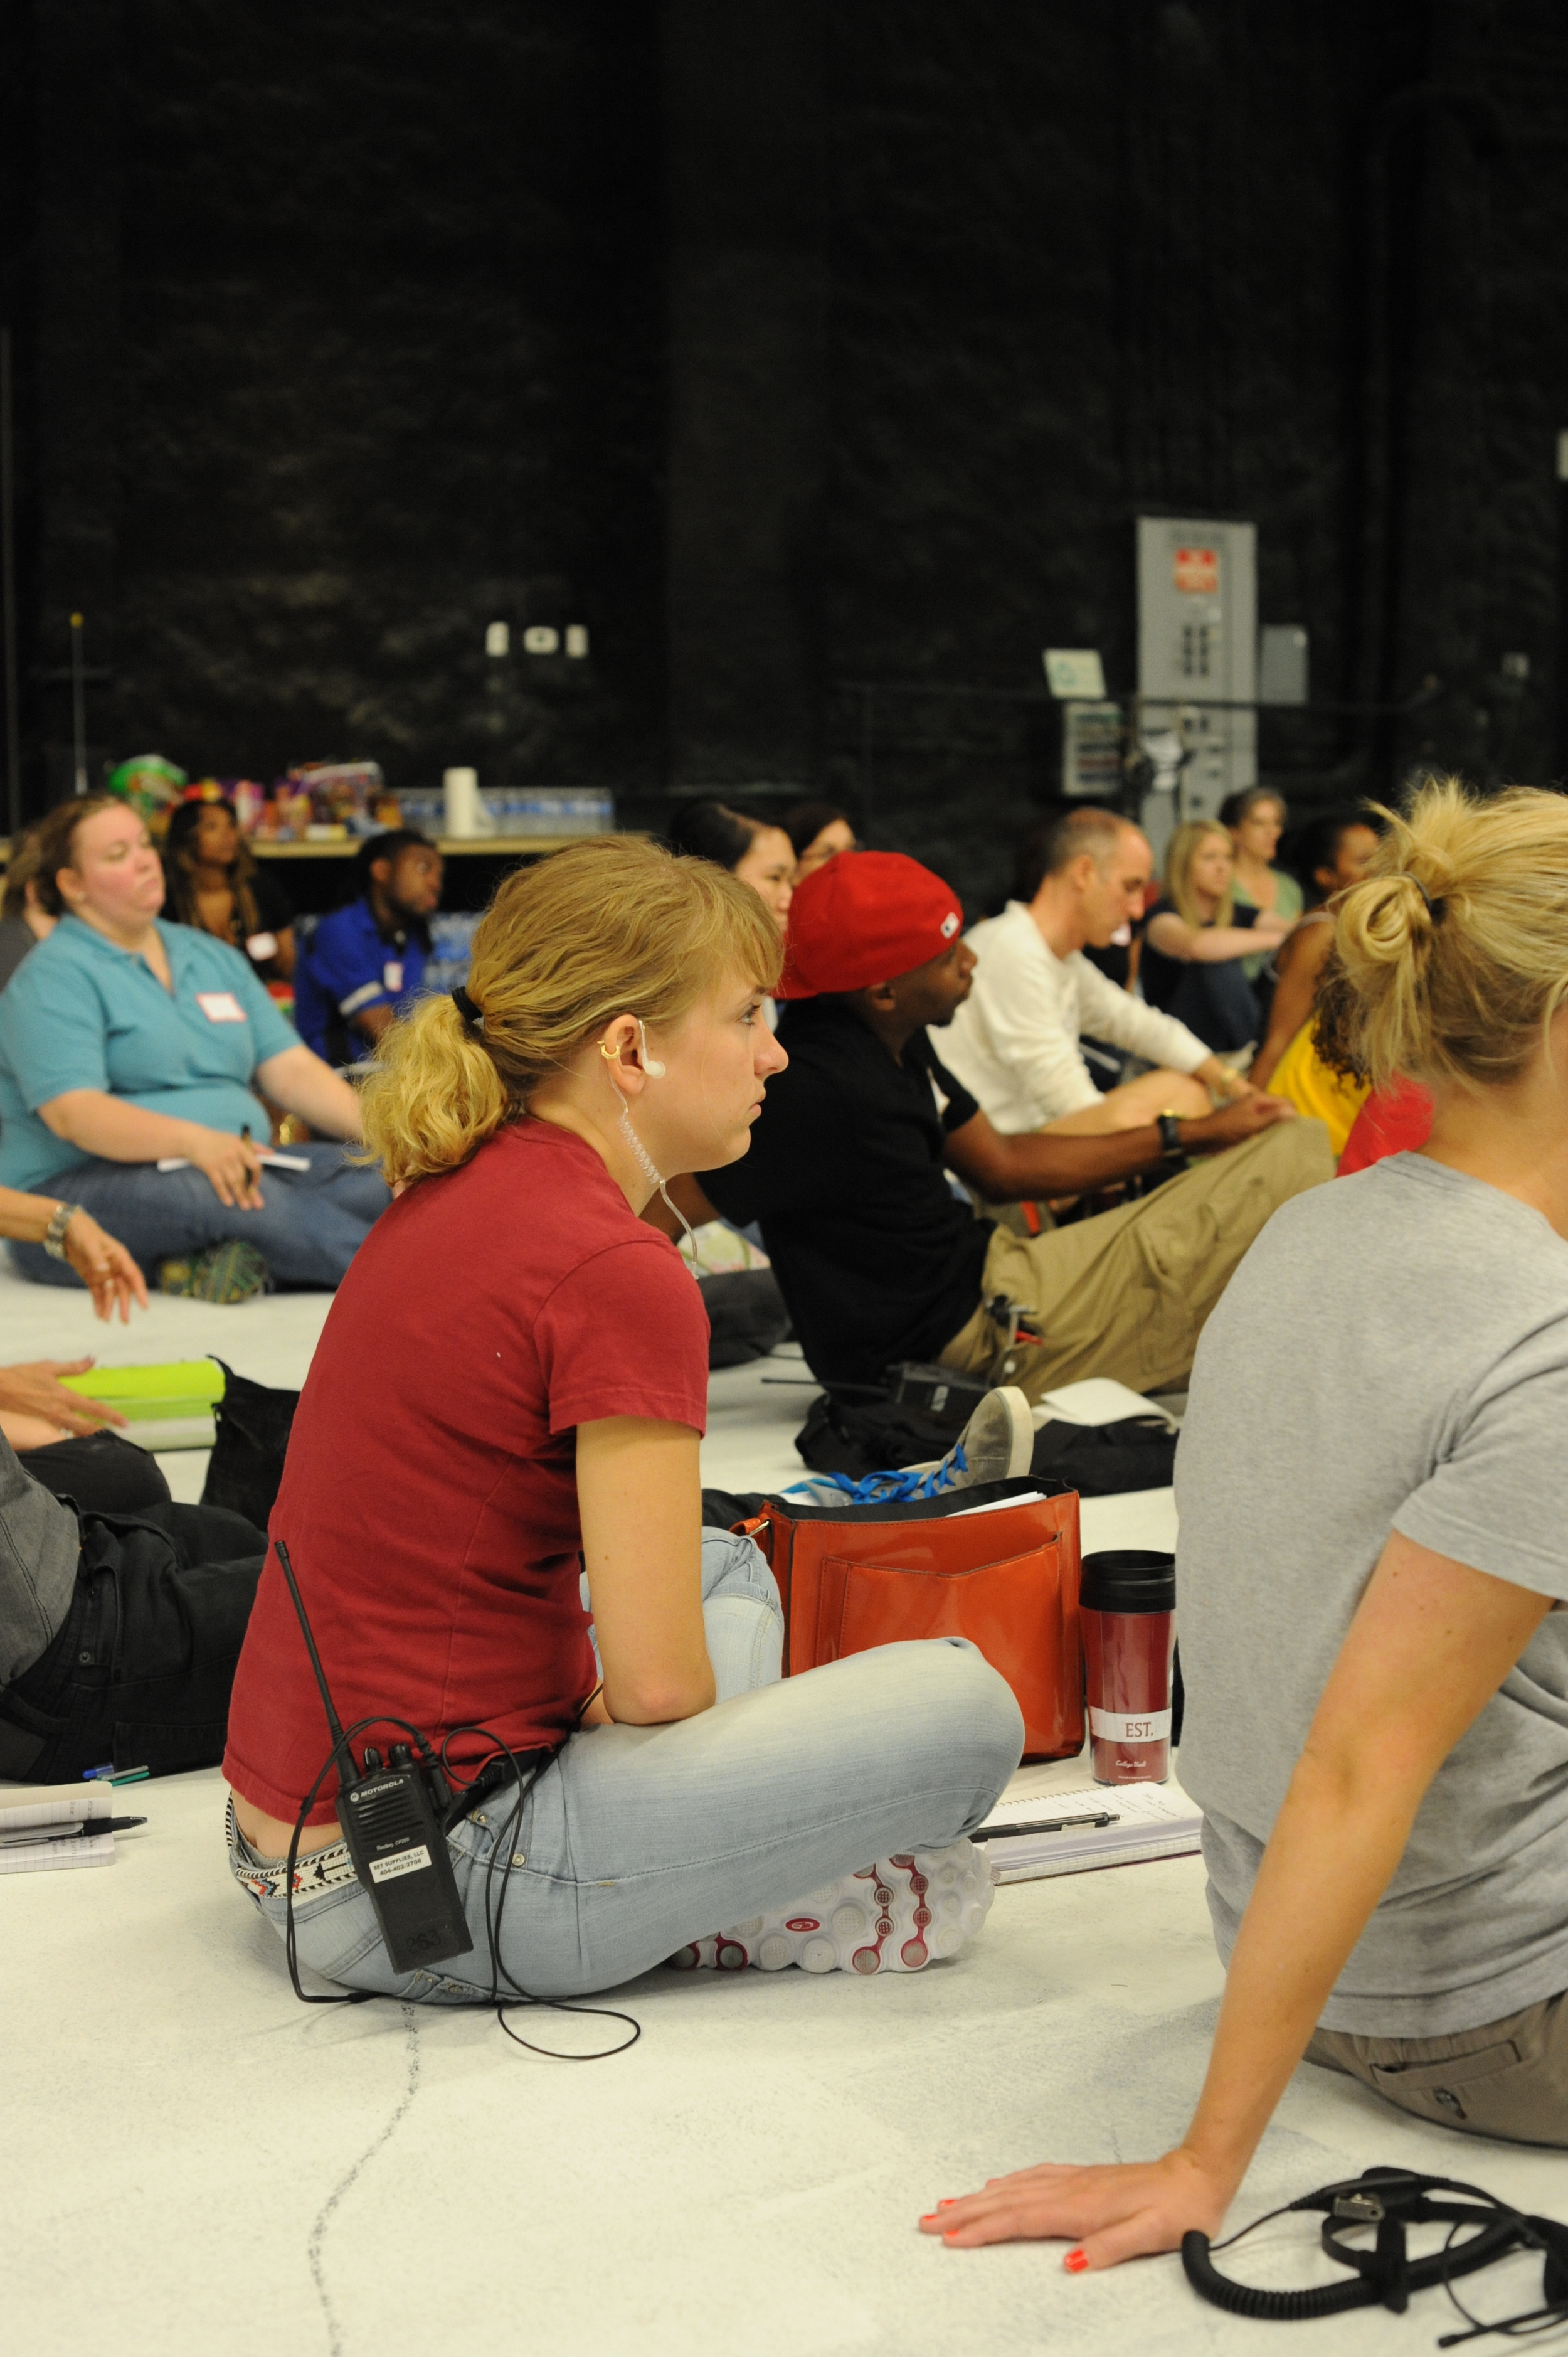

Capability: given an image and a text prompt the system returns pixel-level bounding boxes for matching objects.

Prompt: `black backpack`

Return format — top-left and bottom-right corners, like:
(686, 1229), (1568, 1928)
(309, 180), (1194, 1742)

(200, 1359), (299, 1531)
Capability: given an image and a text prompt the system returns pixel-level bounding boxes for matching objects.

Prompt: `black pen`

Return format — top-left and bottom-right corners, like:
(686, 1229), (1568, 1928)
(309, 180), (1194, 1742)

(968, 1811), (1119, 1842)
(0, 1816), (147, 1848)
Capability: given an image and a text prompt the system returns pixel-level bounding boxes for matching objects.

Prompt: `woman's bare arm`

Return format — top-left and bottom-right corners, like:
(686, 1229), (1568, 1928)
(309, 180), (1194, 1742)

(1146, 910), (1291, 964)
(576, 1417), (715, 1724)
(38, 1090), (266, 1208)
(1248, 918), (1334, 1090)
(0, 1189), (147, 1320)
(923, 1529), (1550, 2267)
(253, 1042), (364, 1140)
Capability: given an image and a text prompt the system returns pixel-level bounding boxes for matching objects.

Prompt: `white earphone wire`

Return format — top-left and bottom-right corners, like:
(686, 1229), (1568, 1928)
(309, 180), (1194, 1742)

(601, 1036), (701, 1275)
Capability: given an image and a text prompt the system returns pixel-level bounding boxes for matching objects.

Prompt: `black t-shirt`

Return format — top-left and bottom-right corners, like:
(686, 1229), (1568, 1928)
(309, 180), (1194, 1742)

(700, 997), (994, 1386)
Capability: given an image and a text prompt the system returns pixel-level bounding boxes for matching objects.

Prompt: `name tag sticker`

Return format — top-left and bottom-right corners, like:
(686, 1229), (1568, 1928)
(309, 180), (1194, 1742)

(195, 991), (247, 1024)
(383, 960), (404, 992)
(245, 932), (279, 962)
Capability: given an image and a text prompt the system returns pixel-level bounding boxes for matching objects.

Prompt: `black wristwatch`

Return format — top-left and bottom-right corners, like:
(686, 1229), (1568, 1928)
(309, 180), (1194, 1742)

(1156, 1110), (1185, 1161)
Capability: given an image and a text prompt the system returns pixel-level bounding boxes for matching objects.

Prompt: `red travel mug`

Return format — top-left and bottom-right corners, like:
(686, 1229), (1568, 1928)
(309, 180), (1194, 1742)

(1080, 1550), (1176, 1785)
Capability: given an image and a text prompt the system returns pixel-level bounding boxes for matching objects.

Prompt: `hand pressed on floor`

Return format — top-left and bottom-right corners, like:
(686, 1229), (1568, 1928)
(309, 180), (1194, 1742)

(919, 2149), (1231, 2272)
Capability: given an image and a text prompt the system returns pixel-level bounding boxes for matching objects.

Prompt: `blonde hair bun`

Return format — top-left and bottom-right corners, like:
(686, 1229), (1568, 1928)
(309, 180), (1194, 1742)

(1334, 776), (1568, 1092)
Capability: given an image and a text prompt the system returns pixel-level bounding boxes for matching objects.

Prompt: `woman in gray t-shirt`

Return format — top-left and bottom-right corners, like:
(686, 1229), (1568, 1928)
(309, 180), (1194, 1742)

(924, 775), (1568, 2269)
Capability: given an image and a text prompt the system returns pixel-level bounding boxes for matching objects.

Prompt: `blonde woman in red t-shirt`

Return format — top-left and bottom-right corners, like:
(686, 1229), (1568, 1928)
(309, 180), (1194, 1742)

(223, 836), (1022, 1998)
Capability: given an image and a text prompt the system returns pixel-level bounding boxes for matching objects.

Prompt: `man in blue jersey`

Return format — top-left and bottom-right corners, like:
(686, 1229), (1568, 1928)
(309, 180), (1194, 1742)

(293, 831), (444, 1065)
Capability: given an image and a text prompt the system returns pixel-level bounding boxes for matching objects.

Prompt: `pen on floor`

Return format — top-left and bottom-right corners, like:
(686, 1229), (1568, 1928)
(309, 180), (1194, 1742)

(0, 1816), (147, 1849)
(82, 1764), (149, 1783)
(968, 1812), (1119, 1842)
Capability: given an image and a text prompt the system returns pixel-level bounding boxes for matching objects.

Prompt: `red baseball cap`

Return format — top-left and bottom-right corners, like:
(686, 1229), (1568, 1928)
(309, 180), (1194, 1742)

(778, 850), (965, 999)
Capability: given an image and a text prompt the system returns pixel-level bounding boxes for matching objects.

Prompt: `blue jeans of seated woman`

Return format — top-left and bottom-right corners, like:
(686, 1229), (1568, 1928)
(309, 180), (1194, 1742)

(8, 1142), (390, 1290)
(228, 1528), (1024, 2001)
(1162, 957), (1263, 1056)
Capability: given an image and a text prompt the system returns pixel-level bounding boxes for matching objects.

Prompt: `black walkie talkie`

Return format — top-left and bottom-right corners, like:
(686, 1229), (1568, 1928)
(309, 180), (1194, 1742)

(274, 1539), (473, 1976)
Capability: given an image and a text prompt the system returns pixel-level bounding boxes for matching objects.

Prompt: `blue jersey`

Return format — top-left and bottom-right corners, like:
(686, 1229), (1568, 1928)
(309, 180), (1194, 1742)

(294, 898), (429, 1063)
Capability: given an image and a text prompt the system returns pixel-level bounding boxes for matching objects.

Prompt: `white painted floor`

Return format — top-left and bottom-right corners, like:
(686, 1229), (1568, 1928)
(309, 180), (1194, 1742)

(4, 1257), (1566, 2357)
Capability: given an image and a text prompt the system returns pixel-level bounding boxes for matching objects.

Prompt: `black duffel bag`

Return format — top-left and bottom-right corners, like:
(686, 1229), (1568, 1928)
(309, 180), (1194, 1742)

(793, 1388), (970, 1477)
(1030, 1414), (1177, 1496)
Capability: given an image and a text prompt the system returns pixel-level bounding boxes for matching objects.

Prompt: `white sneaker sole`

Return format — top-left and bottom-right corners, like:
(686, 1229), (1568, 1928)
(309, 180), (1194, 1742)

(667, 1840), (993, 1976)
(992, 1384), (1035, 1479)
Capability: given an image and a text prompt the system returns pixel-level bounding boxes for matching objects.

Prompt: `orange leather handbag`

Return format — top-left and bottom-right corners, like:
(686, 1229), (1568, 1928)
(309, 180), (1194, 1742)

(739, 1476), (1083, 1760)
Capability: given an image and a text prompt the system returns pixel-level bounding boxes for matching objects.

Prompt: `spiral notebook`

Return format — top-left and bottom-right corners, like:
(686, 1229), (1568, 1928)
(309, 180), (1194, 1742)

(975, 1779), (1202, 1883)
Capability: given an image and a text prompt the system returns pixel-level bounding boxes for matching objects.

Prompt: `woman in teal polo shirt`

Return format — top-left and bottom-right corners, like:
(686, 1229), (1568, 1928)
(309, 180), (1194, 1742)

(0, 797), (389, 1300)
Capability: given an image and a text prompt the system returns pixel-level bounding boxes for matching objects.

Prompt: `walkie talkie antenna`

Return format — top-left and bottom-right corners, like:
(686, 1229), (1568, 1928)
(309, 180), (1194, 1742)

(274, 1538), (353, 1769)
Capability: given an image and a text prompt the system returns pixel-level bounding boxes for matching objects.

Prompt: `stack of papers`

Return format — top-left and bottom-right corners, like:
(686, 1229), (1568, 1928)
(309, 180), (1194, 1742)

(1031, 1377), (1178, 1430)
(975, 1780), (1202, 1883)
(0, 1789), (117, 1876)
(58, 1358), (225, 1452)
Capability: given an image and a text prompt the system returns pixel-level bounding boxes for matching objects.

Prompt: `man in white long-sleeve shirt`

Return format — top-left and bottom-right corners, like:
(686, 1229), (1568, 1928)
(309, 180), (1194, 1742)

(941, 807), (1257, 1135)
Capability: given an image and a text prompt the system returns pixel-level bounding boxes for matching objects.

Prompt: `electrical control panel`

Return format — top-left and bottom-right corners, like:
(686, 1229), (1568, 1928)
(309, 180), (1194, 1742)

(1136, 517), (1257, 847)
(1061, 700), (1125, 798)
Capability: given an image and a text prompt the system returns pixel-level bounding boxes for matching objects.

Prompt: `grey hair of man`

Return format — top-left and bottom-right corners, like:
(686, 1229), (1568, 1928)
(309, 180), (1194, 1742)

(1010, 806), (1131, 905)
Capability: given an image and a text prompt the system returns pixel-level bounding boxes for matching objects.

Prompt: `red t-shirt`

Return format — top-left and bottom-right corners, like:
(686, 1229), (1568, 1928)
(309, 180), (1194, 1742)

(1337, 1077), (1435, 1176)
(223, 1119), (710, 1822)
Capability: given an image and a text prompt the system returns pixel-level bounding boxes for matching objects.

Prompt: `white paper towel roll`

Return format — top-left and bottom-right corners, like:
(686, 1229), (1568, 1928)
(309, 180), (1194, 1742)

(442, 766), (494, 839)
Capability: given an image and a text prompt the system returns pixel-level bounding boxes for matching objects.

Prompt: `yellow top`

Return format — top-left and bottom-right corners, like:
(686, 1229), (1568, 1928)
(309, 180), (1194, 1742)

(1264, 1021), (1369, 1159)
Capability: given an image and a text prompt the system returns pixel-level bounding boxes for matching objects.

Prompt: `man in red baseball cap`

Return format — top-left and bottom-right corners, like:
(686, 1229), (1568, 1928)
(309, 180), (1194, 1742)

(681, 849), (1332, 1396)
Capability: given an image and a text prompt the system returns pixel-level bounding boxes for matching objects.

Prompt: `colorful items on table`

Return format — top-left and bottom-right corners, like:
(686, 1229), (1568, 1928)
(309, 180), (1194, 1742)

(107, 752), (188, 839)
(250, 760), (389, 843)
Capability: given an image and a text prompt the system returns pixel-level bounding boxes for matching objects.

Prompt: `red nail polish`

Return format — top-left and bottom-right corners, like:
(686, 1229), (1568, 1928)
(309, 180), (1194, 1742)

(938, 2200), (956, 2209)
(920, 2213), (938, 2223)
(1064, 2248), (1088, 2274)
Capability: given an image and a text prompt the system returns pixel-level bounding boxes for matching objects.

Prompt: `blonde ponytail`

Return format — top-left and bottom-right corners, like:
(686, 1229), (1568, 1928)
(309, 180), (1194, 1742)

(358, 833), (782, 1188)
(1334, 776), (1568, 1092)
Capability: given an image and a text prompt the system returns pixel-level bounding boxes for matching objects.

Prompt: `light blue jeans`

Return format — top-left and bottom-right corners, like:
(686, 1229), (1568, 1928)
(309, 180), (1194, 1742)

(228, 1530), (1024, 2001)
(9, 1142), (391, 1289)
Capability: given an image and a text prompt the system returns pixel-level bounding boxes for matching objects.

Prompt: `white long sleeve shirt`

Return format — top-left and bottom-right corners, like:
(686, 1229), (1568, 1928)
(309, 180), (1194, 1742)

(940, 900), (1211, 1132)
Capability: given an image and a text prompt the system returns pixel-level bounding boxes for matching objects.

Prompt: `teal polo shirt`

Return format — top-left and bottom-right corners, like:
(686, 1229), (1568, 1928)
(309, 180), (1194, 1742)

(0, 916), (299, 1193)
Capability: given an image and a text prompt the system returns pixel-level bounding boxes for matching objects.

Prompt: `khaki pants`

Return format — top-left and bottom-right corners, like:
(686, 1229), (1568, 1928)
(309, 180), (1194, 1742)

(1307, 1994), (1568, 2147)
(937, 1118), (1334, 1402)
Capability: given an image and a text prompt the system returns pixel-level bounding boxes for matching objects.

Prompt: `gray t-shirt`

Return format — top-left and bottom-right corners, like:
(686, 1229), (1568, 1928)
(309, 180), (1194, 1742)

(0, 1429), (80, 1684)
(1178, 1151), (1568, 2038)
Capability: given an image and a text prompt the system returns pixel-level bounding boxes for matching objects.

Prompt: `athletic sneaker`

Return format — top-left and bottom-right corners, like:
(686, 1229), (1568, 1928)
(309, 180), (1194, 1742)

(158, 1239), (270, 1304)
(779, 1384), (1034, 1509)
(666, 1840), (994, 1976)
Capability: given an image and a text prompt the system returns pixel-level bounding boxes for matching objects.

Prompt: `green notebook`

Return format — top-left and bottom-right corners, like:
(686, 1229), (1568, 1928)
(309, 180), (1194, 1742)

(58, 1359), (226, 1450)
(58, 1359), (226, 1419)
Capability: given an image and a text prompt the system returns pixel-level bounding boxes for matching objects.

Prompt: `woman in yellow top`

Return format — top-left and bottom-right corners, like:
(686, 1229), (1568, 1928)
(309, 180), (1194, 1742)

(1251, 811), (1380, 1155)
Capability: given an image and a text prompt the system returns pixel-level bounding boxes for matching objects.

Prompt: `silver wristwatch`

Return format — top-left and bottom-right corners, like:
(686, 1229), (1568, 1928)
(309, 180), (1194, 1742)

(43, 1201), (82, 1260)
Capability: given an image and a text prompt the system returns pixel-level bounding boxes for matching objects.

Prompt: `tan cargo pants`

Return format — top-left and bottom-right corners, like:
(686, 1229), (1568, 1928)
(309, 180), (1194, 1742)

(936, 1117), (1334, 1402)
(1307, 1993), (1568, 2146)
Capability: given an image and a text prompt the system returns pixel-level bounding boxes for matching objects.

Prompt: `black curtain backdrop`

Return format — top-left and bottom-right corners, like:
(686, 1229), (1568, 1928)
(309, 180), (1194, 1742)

(4, 0), (1568, 907)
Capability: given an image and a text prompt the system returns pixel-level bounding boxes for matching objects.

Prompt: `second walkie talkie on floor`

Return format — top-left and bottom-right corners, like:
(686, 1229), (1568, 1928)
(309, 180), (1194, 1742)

(274, 1538), (473, 1976)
